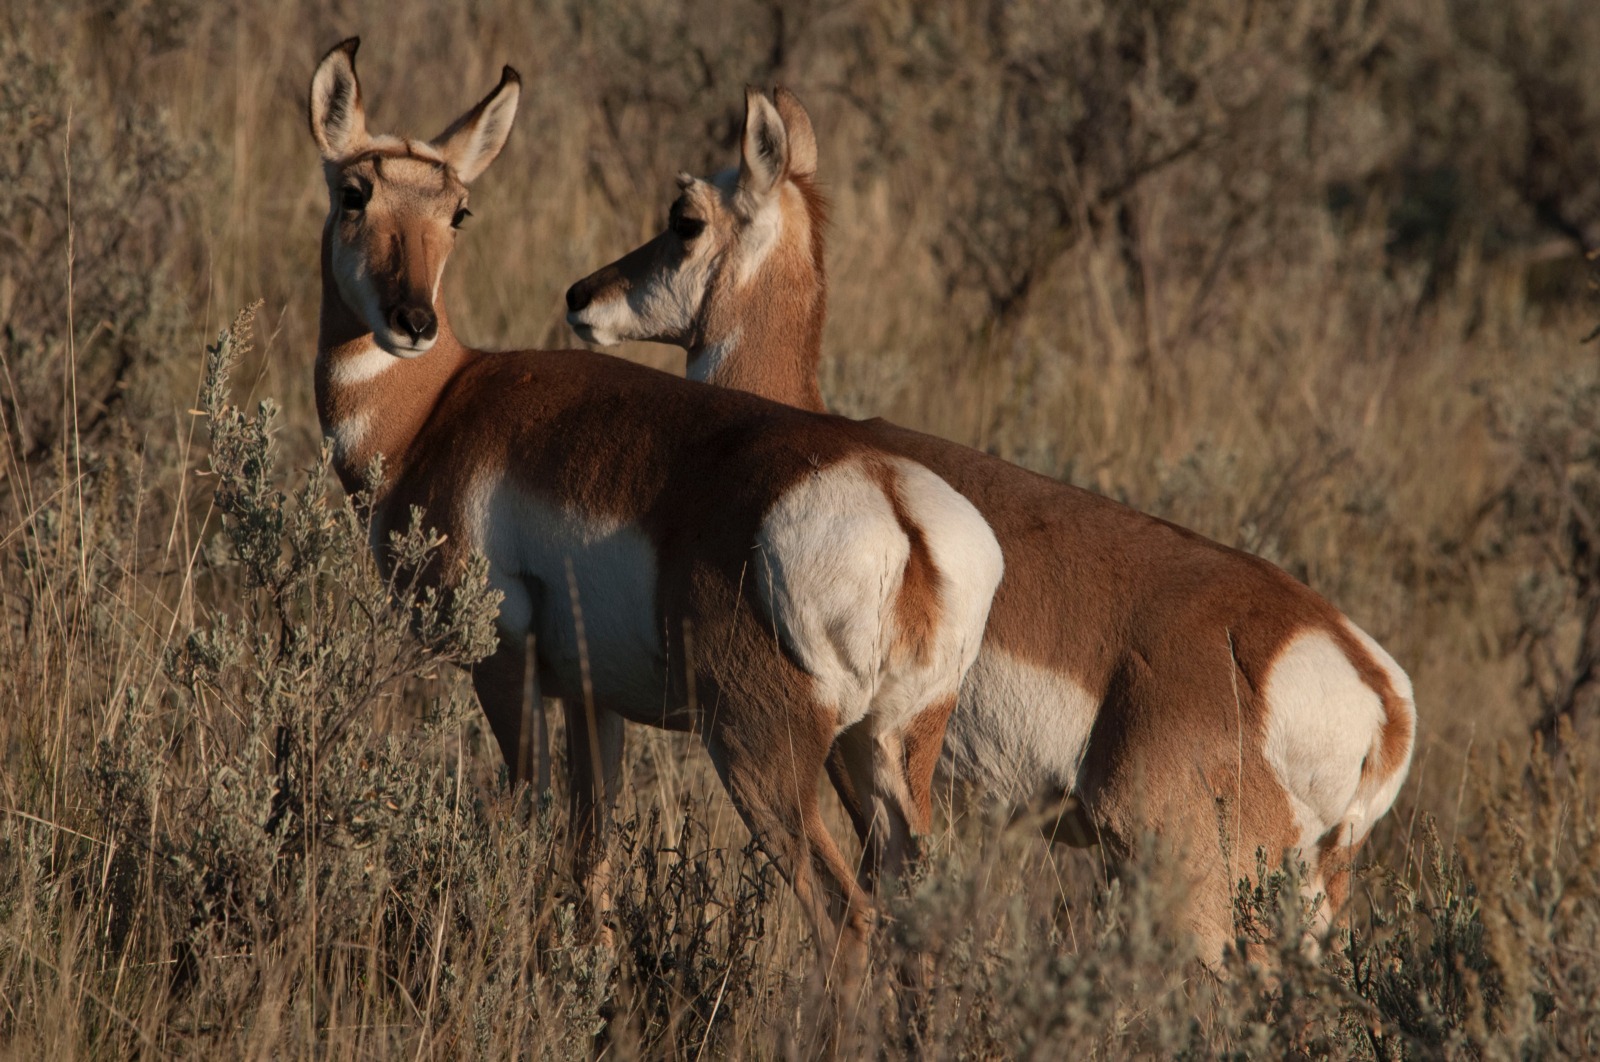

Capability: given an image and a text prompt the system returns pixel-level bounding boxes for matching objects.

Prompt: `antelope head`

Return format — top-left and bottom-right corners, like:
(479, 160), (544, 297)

(564, 86), (823, 362)
(309, 38), (520, 356)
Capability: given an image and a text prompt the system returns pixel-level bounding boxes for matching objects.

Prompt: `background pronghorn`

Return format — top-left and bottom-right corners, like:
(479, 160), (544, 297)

(565, 86), (1417, 958)
(307, 42), (1003, 989)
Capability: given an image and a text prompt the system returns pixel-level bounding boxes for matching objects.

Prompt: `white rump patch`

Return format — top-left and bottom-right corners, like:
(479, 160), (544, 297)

(755, 456), (1002, 736)
(888, 456), (1005, 689)
(1260, 629), (1389, 853)
(939, 648), (1099, 804)
(756, 459), (909, 729)
(469, 478), (669, 721)
(1339, 618), (1416, 839)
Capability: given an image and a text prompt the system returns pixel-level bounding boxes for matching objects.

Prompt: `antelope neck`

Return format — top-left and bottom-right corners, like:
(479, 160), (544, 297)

(315, 233), (470, 498)
(686, 301), (826, 414)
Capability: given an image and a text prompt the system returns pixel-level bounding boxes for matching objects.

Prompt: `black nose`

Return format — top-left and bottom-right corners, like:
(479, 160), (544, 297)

(389, 303), (437, 344)
(565, 281), (591, 314)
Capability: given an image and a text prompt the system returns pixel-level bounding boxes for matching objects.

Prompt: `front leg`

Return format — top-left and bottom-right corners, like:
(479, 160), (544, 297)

(565, 698), (625, 935)
(471, 629), (550, 792)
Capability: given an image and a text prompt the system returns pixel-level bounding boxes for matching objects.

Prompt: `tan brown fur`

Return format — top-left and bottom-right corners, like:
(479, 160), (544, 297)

(867, 459), (944, 666)
(901, 693), (959, 830)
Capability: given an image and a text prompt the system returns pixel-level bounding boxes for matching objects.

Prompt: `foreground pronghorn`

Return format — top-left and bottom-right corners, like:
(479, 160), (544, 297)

(566, 87), (1417, 958)
(306, 42), (1003, 989)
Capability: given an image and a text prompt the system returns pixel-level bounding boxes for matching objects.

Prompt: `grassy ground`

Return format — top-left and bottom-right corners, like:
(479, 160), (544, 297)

(3, 1), (1599, 1056)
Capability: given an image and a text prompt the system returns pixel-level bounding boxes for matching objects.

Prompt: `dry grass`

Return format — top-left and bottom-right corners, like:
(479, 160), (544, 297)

(3, 0), (1600, 1056)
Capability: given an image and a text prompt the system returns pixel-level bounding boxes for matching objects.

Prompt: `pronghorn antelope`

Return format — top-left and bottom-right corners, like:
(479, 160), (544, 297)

(565, 86), (1417, 958)
(306, 41), (1004, 989)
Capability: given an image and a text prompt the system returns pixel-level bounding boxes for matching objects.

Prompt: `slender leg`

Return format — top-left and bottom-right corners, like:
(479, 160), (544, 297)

(702, 721), (873, 1007)
(825, 739), (872, 849)
(813, 693), (959, 1029)
(837, 693), (960, 894)
(1311, 823), (1367, 943)
(471, 628), (547, 789)
(891, 693), (958, 861)
(830, 726), (882, 891)
(565, 698), (625, 939)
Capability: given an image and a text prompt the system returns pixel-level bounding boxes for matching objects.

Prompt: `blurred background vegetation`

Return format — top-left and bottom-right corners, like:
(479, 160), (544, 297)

(2, 0), (1599, 1056)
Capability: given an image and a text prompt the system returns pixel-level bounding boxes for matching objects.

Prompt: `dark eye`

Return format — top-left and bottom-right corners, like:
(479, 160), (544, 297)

(340, 185), (367, 212)
(452, 206), (472, 229)
(673, 216), (705, 242)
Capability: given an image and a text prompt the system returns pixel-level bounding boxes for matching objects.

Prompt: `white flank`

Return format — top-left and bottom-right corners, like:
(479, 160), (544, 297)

(756, 459), (909, 730)
(469, 476), (669, 721)
(1340, 618), (1416, 839)
(939, 648), (1100, 804)
(883, 456), (1005, 709)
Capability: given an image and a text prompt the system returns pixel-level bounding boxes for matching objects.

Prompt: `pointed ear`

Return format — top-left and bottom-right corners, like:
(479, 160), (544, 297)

(772, 87), (816, 180)
(738, 86), (787, 200)
(309, 37), (369, 160)
(431, 67), (521, 184)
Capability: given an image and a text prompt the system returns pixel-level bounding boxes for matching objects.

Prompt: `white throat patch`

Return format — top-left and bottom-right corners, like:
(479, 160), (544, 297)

(328, 338), (399, 387)
(687, 329), (739, 384)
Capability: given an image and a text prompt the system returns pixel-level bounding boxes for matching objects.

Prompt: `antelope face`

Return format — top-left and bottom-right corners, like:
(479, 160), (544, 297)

(565, 87), (819, 351)
(308, 38), (520, 357)
(564, 173), (734, 348)
(325, 150), (470, 356)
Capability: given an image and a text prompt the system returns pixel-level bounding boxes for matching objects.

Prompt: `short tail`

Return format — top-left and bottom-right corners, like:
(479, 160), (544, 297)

(1313, 626), (1416, 922)
(1338, 624), (1417, 849)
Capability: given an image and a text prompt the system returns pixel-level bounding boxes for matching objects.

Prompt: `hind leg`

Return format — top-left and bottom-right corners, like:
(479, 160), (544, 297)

(833, 693), (958, 893)
(880, 693), (959, 1005)
(1083, 765), (1253, 967)
(1310, 821), (1372, 941)
(702, 712), (874, 1004)
(828, 692), (959, 1021)
(1024, 793), (1099, 848)
(885, 693), (958, 874)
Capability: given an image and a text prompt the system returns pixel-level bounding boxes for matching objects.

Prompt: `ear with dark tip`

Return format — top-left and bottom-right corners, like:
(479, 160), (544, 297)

(738, 86), (787, 199)
(773, 86), (816, 180)
(309, 37), (369, 160)
(431, 66), (521, 184)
